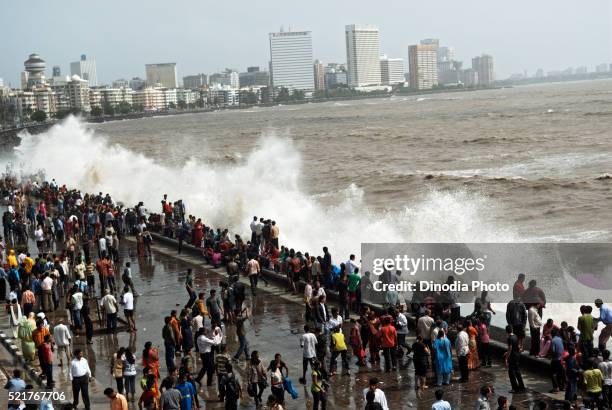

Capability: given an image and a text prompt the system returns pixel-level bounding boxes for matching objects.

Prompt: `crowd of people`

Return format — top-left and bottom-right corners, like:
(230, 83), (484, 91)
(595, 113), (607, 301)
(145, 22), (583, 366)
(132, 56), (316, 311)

(2, 174), (612, 410)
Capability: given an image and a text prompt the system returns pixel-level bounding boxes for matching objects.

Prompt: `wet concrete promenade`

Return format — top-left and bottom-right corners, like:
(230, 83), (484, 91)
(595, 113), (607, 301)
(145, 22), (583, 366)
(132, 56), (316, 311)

(1, 234), (566, 409)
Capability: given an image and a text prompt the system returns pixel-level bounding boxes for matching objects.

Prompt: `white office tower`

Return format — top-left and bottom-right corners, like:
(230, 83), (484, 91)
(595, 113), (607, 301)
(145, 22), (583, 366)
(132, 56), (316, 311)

(70, 54), (98, 86)
(380, 56), (405, 85)
(269, 30), (315, 91)
(345, 24), (381, 87)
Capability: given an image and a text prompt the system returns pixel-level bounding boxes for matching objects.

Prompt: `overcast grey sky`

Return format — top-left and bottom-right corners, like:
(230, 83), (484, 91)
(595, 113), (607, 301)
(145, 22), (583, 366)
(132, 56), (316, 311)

(1, 0), (610, 87)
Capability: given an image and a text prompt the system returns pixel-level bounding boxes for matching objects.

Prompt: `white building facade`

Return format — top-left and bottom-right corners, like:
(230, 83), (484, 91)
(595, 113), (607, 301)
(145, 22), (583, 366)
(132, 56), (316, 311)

(145, 63), (178, 88)
(70, 55), (98, 86)
(345, 24), (381, 87)
(380, 56), (405, 85)
(269, 31), (315, 91)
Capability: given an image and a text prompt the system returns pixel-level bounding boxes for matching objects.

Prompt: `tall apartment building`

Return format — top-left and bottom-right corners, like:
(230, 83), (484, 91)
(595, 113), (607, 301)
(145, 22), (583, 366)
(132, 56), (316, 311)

(145, 63), (178, 88)
(345, 24), (381, 87)
(183, 74), (207, 89)
(239, 67), (270, 87)
(380, 56), (405, 85)
(472, 54), (495, 86)
(313, 60), (325, 90)
(70, 55), (98, 86)
(408, 44), (438, 89)
(269, 30), (315, 91)
(65, 75), (91, 112)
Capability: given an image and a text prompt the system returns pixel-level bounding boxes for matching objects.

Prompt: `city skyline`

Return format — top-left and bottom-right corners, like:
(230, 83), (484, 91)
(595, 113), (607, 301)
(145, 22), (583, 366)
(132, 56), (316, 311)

(1, 0), (610, 87)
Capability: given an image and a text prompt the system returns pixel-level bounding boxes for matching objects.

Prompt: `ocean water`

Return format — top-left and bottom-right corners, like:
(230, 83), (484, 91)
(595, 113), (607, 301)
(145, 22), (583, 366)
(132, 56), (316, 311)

(4, 79), (612, 339)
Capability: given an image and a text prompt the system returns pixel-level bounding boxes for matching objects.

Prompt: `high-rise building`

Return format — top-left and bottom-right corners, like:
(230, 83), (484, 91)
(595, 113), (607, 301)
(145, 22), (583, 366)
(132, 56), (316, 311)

(380, 56), (405, 85)
(459, 69), (478, 87)
(183, 74), (208, 90)
(269, 30), (315, 91)
(145, 63), (178, 88)
(239, 68), (270, 88)
(129, 77), (146, 90)
(313, 60), (325, 90)
(23, 53), (47, 89)
(437, 46), (455, 63)
(70, 54), (98, 86)
(408, 44), (438, 89)
(52, 66), (61, 77)
(471, 54), (495, 86)
(345, 24), (381, 87)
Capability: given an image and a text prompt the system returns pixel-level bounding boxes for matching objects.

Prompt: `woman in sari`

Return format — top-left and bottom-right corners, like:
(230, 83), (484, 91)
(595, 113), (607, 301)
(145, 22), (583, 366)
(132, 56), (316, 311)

(17, 316), (35, 361)
(193, 219), (204, 247)
(466, 319), (480, 369)
(142, 342), (160, 389)
(433, 329), (452, 386)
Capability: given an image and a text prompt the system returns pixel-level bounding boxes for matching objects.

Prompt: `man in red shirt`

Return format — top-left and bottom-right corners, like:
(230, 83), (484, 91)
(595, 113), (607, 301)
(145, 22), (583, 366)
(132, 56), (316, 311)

(39, 334), (54, 388)
(379, 316), (398, 372)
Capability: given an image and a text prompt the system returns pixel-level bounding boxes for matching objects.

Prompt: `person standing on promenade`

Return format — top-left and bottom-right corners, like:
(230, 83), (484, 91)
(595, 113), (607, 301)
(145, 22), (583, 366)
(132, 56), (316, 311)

(70, 349), (92, 410)
(362, 378), (389, 410)
(195, 327), (220, 386)
(299, 325), (317, 384)
(565, 346), (579, 405)
(506, 296), (527, 351)
(100, 289), (119, 333)
(247, 256), (260, 296)
(578, 305), (595, 359)
(206, 289), (223, 324)
(504, 325), (526, 394)
(549, 328), (565, 393)
(528, 303), (542, 356)
(270, 221), (279, 249)
(121, 286), (136, 332)
(104, 387), (128, 410)
(52, 318), (72, 366)
(512, 273), (526, 301)
(380, 316), (398, 372)
(433, 329), (452, 386)
(233, 307), (250, 362)
(599, 349), (612, 409)
(523, 280), (546, 318)
(162, 317), (177, 373)
(595, 299), (612, 351)
(456, 324), (469, 383)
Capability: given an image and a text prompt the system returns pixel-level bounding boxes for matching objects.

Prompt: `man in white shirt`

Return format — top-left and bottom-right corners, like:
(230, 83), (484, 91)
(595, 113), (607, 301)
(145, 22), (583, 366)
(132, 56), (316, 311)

(345, 254), (359, 275)
(395, 307), (410, 355)
(70, 286), (84, 335)
(70, 349), (92, 410)
(362, 378), (389, 410)
(121, 286), (136, 332)
(432, 389), (452, 410)
(299, 325), (317, 384)
(456, 324), (470, 382)
(327, 307), (343, 333)
(195, 327), (221, 385)
(528, 304), (542, 356)
(41, 274), (54, 312)
(250, 216), (258, 243)
(100, 289), (118, 333)
(98, 236), (107, 259)
(52, 318), (72, 366)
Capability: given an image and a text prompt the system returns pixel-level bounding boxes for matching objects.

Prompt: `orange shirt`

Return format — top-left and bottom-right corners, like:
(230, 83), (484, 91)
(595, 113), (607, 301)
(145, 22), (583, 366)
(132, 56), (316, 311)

(379, 325), (397, 348)
(32, 327), (50, 347)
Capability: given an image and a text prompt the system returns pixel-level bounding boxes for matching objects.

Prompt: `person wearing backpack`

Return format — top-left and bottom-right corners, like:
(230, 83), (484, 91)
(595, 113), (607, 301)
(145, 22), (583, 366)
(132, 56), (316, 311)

(220, 363), (241, 410)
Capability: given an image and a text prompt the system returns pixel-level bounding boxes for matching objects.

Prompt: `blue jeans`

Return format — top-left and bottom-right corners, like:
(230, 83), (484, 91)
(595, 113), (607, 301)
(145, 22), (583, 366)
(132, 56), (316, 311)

(234, 335), (249, 360)
(165, 343), (175, 372)
(565, 380), (577, 402)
